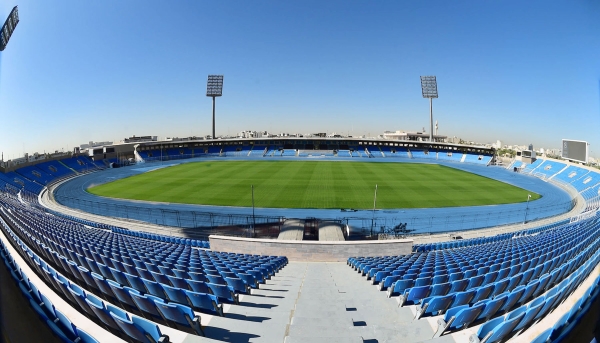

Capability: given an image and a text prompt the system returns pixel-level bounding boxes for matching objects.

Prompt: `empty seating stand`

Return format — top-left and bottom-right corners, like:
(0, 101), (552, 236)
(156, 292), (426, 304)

(0, 190), (288, 342)
(349, 213), (600, 341)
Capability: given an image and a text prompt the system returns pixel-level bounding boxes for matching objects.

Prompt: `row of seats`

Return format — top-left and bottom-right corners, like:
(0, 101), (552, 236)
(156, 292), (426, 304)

(1, 199), (284, 310)
(1, 219), (181, 342)
(0, 190), (288, 342)
(110, 227), (210, 249)
(530, 274), (600, 342)
(348, 214), (600, 340)
(1, 230), (103, 343)
(468, 237), (600, 343)
(60, 157), (105, 174)
(413, 220), (569, 252)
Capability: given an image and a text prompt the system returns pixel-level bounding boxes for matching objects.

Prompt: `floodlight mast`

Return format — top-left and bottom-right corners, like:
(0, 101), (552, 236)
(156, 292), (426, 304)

(0, 6), (19, 52)
(206, 75), (224, 139)
(420, 76), (438, 142)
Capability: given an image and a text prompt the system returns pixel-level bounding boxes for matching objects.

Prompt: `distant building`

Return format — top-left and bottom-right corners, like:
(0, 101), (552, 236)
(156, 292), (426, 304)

(447, 136), (461, 144)
(122, 136), (157, 143)
(80, 141), (113, 150)
(383, 130), (447, 142)
(238, 130), (267, 138)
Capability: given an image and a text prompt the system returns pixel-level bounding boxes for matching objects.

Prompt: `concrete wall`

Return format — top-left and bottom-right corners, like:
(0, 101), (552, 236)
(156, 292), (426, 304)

(209, 235), (413, 262)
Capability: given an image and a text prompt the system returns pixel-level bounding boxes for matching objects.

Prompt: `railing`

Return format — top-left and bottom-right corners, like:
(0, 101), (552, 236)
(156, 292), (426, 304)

(339, 198), (576, 237)
(52, 191), (576, 238)
(54, 193), (283, 228)
(44, 157), (583, 239)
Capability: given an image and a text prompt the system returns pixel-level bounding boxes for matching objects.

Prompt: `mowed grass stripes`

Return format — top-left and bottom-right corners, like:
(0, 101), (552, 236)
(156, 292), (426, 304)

(87, 161), (540, 209)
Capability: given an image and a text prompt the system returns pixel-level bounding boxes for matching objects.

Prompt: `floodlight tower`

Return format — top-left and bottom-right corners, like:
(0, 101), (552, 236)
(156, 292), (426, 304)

(420, 76), (438, 142)
(206, 75), (224, 140)
(0, 6), (19, 51)
(1, 6), (19, 165)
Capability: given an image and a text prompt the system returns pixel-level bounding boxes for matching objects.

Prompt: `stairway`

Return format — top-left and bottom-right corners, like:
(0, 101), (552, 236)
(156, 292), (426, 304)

(284, 263), (436, 342)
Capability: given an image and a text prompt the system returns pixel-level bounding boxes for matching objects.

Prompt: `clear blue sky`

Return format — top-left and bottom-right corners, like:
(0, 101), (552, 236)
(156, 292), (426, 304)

(1, 0), (599, 160)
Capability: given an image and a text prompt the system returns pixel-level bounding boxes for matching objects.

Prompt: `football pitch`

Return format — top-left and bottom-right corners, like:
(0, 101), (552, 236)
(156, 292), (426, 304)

(87, 161), (540, 209)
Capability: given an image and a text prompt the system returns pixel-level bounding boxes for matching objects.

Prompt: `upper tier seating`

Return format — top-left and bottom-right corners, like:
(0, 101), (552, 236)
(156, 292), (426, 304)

(61, 156), (104, 173)
(552, 165), (589, 184)
(15, 165), (55, 185)
(437, 151), (463, 162)
(35, 161), (75, 179)
(570, 171), (600, 193)
(521, 159), (544, 174)
(533, 160), (567, 178)
(463, 154), (492, 165)
(410, 149), (435, 159)
(379, 146), (410, 158)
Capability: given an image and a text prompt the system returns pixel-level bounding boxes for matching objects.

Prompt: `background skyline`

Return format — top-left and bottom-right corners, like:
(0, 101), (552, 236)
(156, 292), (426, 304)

(1, 0), (599, 160)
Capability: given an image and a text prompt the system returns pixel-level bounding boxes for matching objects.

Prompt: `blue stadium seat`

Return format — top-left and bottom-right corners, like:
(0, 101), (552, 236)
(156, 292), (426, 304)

(398, 285), (431, 307)
(84, 294), (121, 332)
(470, 311), (524, 343)
(225, 277), (251, 294)
(153, 300), (203, 336)
(46, 319), (73, 343)
(106, 279), (139, 311)
(475, 294), (507, 322)
(415, 294), (455, 320)
(75, 327), (101, 343)
(184, 290), (224, 316)
(207, 283), (239, 304)
(39, 293), (58, 321)
(387, 279), (414, 297)
(433, 302), (485, 337)
(129, 290), (167, 322)
(450, 290), (476, 308)
(185, 279), (210, 294)
(110, 310), (170, 343)
(54, 308), (79, 341)
(161, 284), (190, 304)
(67, 284), (97, 318)
(141, 278), (167, 299)
(512, 296), (545, 333)
(470, 284), (494, 304)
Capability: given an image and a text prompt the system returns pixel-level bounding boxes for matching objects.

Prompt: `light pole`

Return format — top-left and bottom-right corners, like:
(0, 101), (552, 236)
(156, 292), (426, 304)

(0, 6), (19, 52)
(251, 185), (256, 237)
(206, 75), (224, 140)
(523, 194), (531, 224)
(420, 76), (438, 142)
(371, 184), (378, 237)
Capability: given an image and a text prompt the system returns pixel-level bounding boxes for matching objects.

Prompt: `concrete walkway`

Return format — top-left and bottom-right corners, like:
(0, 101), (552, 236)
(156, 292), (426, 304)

(284, 263), (437, 343)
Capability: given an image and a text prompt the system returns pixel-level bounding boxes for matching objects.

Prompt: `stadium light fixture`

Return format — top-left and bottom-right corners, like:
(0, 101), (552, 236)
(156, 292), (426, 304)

(206, 75), (224, 140)
(0, 6), (19, 51)
(251, 185), (256, 238)
(523, 194), (531, 224)
(371, 184), (378, 236)
(420, 76), (438, 142)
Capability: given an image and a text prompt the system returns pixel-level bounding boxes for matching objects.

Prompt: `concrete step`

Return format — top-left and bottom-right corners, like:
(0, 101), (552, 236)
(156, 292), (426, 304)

(285, 336), (363, 343)
(291, 316), (354, 326)
(286, 324), (366, 337)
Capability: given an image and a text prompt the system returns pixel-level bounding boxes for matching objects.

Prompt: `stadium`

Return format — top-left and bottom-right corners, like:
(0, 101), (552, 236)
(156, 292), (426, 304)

(1, 3), (600, 343)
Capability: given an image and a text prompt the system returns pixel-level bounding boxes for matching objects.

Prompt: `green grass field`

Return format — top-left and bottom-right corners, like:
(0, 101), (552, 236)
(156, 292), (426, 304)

(87, 161), (540, 209)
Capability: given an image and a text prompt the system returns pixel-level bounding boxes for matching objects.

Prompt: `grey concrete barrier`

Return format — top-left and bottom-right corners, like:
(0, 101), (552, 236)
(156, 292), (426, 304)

(209, 235), (413, 262)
